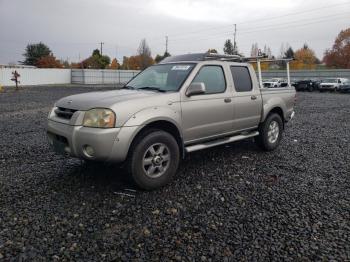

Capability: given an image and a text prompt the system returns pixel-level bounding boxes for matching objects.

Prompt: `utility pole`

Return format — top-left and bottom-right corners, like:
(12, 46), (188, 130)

(233, 24), (237, 54)
(165, 36), (168, 54)
(100, 42), (104, 56)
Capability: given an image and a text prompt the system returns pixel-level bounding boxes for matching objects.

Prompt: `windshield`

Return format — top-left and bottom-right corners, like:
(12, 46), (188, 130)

(126, 63), (195, 92)
(322, 79), (337, 83)
(264, 78), (280, 82)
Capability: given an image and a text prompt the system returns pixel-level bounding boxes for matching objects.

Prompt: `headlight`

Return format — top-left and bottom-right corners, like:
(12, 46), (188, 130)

(83, 108), (116, 128)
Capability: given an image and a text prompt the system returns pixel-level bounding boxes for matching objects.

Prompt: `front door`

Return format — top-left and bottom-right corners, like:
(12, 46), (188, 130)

(181, 65), (234, 143)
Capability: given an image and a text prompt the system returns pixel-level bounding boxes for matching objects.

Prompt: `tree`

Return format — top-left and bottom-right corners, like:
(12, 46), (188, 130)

(223, 39), (234, 55)
(109, 58), (120, 69)
(207, 49), (218, 53)
(290, 44), (317, 69)
(22, 42), (51, 66)
(121, 55), (143, 70)
(36, 54), (63, 68)
(137, 39), (154, 69)
(81, 49), (111, 69)
(121, 56), (130, 70)
(284, 47), (294, 59)
(250, 43), (259, 57)
(323, 28), (350, 69)
(155, 51), (171, 64)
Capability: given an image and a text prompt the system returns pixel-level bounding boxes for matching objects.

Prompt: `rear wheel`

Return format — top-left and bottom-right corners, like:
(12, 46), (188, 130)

(255, 113), (283, 151)
(308, 85), (314, 92)
(127, 129), (180, 190)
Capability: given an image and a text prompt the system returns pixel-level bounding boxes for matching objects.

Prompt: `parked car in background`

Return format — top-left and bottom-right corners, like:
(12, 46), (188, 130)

(263, 78), (287, 88)
(294, 79), (318, 92)
(290, 78), (298, 88)
(338, 80), (350, 93)
(319, 78), (348, 92)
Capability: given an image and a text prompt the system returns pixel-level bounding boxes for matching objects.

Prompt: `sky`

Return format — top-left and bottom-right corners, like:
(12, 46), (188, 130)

(0, 0), (349, 64)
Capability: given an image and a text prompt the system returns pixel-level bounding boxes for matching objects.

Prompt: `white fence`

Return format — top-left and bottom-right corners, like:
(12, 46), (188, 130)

(71, 69), (140, 84)
(261, 69), (350, 80)
(0, 68), (71, 86)
(1, 68), (350, 87)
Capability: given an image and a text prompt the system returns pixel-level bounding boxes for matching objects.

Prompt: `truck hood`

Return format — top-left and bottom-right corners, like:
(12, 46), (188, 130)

(320, 83), (336, 86)
(55, 89), (165, 110)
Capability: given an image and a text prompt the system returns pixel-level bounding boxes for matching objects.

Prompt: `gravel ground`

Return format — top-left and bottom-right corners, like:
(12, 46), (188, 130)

(0, 86), (349, 261)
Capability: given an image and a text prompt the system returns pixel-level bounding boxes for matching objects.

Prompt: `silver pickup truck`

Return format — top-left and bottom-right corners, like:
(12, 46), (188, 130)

(47, 53), (295, 190)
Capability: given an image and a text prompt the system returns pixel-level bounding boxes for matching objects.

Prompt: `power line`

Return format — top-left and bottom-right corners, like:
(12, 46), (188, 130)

(153, 10), (350, 44)
(167, 13), (349, 44)
(158, 2), (350, 40)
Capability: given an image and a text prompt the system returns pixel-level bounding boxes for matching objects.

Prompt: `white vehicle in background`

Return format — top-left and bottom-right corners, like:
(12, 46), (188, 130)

(263, 78), (287, 88)
(319, 78), (348, 92)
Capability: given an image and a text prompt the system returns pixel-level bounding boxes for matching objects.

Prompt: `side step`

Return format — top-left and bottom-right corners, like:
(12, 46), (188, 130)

(185, 131), (259, 153)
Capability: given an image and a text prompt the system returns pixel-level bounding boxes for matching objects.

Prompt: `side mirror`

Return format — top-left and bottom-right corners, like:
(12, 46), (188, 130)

(186, 82), (206, 96)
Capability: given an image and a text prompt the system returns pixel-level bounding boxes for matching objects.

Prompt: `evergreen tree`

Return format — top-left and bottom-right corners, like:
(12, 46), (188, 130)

(22, 42), (51, 66)
(284, 47), (294, 59)
(223, 39), (234, 55)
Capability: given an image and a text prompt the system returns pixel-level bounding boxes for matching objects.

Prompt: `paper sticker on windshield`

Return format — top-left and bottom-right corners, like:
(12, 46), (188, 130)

(171, 65), (191, 71)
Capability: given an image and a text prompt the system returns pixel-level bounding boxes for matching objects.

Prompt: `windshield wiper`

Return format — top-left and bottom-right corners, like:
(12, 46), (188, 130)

(137, 86), (166, 92)
(122, 85), (135, 90)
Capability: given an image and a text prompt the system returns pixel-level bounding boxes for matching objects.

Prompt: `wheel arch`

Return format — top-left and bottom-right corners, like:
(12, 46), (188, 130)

(264, 107), (285, 129)
(127, 119), (184, 160)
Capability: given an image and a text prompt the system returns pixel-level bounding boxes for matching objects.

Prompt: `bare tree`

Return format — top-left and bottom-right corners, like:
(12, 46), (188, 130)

(137, 39), (153, 69)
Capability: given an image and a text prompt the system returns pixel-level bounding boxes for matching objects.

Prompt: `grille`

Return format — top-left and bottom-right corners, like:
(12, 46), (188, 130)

(54, 107), (77, 120)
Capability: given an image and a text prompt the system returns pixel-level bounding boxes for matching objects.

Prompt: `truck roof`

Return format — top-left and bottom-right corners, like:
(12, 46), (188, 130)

(160, 53), (257, 64)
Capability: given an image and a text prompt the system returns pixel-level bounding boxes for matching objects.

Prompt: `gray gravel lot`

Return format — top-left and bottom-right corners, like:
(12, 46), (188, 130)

(0, 86), (349, 261)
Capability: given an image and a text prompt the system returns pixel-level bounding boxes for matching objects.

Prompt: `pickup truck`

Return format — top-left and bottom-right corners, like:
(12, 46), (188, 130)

(319, 78), (348, 92)
(263, 78), (287, 88)
(47, 53), (296, 190)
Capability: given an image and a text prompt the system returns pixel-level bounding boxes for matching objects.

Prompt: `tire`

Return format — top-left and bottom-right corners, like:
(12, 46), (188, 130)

(255, 113), (283, 151)
(127, 129), (180, 190)
(308, 86), (314, 92)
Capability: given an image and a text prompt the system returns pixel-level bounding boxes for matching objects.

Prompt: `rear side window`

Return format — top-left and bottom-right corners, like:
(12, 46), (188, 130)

(192, 65), (226, 94)
(230, 66), (253, 92)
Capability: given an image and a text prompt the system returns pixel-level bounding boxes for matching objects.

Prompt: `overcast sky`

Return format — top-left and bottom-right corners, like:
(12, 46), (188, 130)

(0, 0), (349, 64)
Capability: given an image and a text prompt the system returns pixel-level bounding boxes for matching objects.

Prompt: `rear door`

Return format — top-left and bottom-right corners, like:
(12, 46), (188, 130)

(230, 66), (262, 131)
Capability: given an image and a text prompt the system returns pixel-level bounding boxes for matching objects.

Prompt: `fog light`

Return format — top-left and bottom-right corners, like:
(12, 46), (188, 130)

(84, 145), (95, 157)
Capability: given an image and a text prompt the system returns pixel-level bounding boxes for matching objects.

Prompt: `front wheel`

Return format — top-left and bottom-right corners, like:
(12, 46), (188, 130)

(127, 130), (180, 190)
(255, 113), (283, 151)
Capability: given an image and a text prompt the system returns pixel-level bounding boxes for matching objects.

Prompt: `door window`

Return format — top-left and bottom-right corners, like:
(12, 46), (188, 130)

(192, 65), (226, 94)
(230, 66), (253, 92)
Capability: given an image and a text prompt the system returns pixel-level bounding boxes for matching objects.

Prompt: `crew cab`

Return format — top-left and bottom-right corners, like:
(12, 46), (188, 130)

(263, 78), (287, 88)
(47, 53), (296, 190)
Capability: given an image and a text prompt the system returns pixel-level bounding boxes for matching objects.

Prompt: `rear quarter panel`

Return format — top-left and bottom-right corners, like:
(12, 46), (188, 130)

(260, 87), (296, 122)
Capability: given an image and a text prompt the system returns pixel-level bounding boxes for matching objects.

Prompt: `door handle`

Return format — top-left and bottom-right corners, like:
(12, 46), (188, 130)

(224, 98), (232, 103)
(251, 95), (257, 100)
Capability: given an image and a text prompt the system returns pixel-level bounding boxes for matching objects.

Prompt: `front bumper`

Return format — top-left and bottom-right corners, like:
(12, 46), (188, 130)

(339, 88), (350, 93)
(47, 119), (140, 163)
(319, 85), (336, 90)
